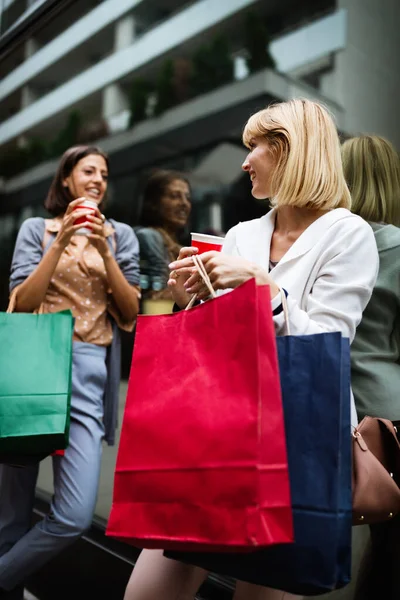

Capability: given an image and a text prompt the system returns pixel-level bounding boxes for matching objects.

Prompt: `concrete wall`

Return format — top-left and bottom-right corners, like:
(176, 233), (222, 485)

(321, 0), (400, 147)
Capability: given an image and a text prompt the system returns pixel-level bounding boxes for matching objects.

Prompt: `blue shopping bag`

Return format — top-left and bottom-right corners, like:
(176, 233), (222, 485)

(166, 332), (352, 596)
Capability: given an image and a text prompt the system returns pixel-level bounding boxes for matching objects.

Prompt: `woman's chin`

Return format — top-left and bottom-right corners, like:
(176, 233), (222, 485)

(251, 187), (267, 200)
(165, 219), (187, 231)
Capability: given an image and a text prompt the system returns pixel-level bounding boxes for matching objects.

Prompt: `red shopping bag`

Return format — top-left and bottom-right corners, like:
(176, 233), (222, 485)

(107, 279), (293, 551)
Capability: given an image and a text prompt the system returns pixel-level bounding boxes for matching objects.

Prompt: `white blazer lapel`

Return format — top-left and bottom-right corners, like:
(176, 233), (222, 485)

(277, 208), (351, 266)
(232, 207), (352, 272)
(235, 209), (276, 271)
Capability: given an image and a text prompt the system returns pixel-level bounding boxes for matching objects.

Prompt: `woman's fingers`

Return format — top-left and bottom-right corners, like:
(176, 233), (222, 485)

(66, 209), (93, 226)
(86, 214), (103, 225)
(71, 222), (90, 232)
(65, 198), (87, 214)
(171, 267), (196, 279)
(175, 246), (199, 261)
(170, 250), (218, 270)
(183, 272), (201, 290)
(169, 257), (196, 271)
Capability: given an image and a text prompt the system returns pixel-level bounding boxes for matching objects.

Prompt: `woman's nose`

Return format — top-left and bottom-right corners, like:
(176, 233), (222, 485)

(242, 155), (250, 171)
(92, 171), (102, 183)
(179, 194), (190, 205)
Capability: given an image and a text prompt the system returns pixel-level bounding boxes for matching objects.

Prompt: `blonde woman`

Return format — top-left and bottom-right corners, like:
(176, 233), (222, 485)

(342, 135), (400, 600)
(124, 100), (379, 600)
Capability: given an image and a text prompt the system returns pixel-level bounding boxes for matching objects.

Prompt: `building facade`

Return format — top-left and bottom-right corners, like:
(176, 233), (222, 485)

(0, 4), (399, 595)
(0, 0), (400, 303)
(0, 0), (399, 338)
(1, 1), (398, 257)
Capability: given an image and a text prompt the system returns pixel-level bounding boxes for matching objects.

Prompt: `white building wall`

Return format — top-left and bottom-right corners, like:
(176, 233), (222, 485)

(114, 14), (136, 51)
(324, 0), (400, 146)
(102, 84), (129, 119)
(270, 9), (346, 74)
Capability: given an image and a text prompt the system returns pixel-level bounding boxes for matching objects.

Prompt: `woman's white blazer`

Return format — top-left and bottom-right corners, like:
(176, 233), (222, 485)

(222, 208), (379, 426)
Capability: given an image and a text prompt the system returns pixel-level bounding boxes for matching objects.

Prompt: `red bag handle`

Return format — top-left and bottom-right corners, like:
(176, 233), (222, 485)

(185, 254), (217, 310)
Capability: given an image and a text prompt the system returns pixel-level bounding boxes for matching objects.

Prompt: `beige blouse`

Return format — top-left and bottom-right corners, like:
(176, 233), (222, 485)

(40, 219), (134, 346)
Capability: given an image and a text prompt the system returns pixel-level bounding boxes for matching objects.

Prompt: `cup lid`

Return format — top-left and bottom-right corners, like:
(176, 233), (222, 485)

(190, 232), (225, 244)
(76, 199), (98, 208)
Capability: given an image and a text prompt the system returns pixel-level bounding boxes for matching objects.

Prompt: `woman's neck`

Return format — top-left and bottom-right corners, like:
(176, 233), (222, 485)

(158, 224), (178, 241)
(274, 205), (329, 235)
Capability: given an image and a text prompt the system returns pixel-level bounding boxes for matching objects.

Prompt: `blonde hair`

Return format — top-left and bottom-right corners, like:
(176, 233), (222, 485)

(341, 135), (400, 226)
(242, 98), (351, 210)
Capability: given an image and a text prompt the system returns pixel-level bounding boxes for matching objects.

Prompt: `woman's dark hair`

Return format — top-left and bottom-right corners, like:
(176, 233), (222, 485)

(45, 145), (109, 216)
(139, 169), (191, 228)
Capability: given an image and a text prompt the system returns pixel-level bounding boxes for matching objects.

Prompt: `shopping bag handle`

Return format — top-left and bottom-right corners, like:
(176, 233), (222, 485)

(185, 255), (217, 310)
(184, 260), (291, 334)
(280, 287), (291, 336)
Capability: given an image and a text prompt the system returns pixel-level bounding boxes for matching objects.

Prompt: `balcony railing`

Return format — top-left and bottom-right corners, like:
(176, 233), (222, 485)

(1, 66), (345, 190)
(0, 0), (258, 147)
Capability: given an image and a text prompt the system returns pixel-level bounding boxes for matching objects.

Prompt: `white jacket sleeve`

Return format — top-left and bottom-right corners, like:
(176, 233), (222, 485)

(274, 219), (379, 341)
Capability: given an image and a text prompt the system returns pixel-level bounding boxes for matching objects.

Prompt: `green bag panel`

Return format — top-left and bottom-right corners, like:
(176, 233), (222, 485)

(0, 311), (73, 395)
(0, 396), (68, 435)
(0, 310), (73, 455)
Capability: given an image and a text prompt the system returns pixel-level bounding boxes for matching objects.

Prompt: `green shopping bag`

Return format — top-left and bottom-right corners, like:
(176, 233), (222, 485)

(0, 310), (73, 458)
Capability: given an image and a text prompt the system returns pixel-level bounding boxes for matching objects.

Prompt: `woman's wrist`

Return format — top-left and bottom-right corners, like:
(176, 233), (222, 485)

(101, 249), (114, 263)
(50, 237), (67, 255)
(252, 265), (280, 298)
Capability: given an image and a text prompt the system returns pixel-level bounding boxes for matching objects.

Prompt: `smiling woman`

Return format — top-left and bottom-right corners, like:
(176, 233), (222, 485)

(45, 145), (109, 216)
(0, 144), (141, 597)
(134, 169), (192, 301)
(62, 154), (108, 203)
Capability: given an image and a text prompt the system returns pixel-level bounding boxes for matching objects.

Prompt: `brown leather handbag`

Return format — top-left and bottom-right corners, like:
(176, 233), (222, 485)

(353, 416), (400, 525)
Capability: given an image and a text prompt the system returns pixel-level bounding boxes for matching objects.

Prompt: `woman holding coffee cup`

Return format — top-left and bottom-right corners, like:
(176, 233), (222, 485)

(0, 145), (140, 597)
(123, 100), (378, 599)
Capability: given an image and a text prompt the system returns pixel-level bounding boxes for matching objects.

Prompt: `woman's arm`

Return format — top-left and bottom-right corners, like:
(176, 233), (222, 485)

(102, 252), (140, 322)
(88, 218), (140, 323)
(12, 200), (99, 312)
(135, 228), (169, 285)
(14, 240), (65, 312)
(169, 217), (379, 341)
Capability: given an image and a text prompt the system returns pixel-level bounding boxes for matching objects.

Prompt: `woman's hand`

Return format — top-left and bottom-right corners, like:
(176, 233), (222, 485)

(86, 211), (110, 258)
(168, 246), (199, 309)
(54, 198), (95, 250)
(169, 251), (280, 300)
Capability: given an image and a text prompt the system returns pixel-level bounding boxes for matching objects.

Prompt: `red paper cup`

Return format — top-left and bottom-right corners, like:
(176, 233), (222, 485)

(191, 232), (224, 253)
(73, 199), (97, 234)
